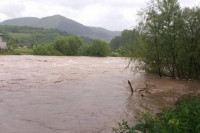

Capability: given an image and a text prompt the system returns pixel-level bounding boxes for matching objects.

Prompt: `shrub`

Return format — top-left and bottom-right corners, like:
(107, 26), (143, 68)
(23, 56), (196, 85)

(33, 43), (61, 55)
(54, 36), (82, 56)
(86, 40), (110, 57)
(113, 95), (200, 133)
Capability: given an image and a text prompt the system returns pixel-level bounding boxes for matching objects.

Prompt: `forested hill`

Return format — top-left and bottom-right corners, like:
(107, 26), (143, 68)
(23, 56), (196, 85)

(0, 25), (95, 47)
(0, 15), (121, 42)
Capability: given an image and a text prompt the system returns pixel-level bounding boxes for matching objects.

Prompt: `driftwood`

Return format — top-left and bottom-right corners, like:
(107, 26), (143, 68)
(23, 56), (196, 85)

(128, 81), (156, 97)
(128, 80), (134, 94)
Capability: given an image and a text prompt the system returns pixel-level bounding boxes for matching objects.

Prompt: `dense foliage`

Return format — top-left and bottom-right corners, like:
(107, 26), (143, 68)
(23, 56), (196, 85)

(33, 37), (110, 57)
(110, 30), (133, 51)
(110, 30), (141, 57)
(86, 40), (110, 57)
(113, 95), (200, 133)
(128, 0), (200, 79)
(33, 36), (82, 56)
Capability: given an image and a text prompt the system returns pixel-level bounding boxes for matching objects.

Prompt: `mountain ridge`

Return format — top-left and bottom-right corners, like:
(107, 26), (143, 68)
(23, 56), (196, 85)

(0, 15), (121, 42)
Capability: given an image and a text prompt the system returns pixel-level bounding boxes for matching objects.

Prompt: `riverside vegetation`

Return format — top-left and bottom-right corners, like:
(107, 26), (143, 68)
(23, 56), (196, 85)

(113, 95), (200, 133)
(112, 0), (200, 132)
(111, 0), (200, 80)
(33, 36), (110, 57)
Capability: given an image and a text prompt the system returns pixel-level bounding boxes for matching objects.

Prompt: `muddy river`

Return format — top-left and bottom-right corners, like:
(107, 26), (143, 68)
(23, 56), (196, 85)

(0, 56), (199, 133)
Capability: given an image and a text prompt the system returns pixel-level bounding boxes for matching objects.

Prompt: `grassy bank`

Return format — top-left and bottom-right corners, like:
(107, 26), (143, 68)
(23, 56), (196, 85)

(0, 48), (33, 55)
(13, 48), (33, 55)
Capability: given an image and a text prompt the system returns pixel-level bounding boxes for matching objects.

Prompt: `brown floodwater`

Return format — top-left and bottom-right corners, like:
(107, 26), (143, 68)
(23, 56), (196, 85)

(0, 55), (199, 133)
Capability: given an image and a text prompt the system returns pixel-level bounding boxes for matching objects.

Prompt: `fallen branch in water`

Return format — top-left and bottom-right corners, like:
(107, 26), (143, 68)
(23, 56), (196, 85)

(128, 80), (134, 94)
(128, 81), (156, 97)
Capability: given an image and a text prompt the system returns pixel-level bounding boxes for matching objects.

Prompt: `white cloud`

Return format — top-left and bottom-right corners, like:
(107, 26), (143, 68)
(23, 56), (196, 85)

(0, 0), (198, 31)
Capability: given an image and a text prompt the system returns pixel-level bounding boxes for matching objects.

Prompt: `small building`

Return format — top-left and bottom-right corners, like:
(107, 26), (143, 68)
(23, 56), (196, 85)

(0, 33), (7, 49)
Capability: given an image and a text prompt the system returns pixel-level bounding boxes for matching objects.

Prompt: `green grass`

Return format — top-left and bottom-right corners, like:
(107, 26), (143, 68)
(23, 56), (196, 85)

(8, 33), (31, 39)
(13, 48), (33, 55)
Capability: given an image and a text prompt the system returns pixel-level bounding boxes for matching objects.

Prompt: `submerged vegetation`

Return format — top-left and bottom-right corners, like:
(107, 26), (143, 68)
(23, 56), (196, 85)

(139, 0), (200, 79)
(136, 0), (200, 79)
(108, 0), (200, 79)
(111, 0), (200, 80)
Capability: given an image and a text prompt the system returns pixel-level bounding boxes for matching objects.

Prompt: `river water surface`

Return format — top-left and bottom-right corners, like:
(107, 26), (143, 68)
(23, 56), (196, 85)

(0, 56), (199, 133)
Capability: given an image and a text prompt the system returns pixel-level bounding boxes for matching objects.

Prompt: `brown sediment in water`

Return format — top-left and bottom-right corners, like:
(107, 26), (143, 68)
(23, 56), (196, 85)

(0, 55), (199, 133)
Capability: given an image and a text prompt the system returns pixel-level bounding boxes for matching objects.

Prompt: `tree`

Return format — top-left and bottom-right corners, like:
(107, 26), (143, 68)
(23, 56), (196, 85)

(158, 0), (182, 77)
(177, 6), (200, 78)
(132, 0), (200, 79)
(54, 36), (82, 56)
(138, 0), (165, 77)
(86, 40), (110, 57)
(54, 37), (68, 55)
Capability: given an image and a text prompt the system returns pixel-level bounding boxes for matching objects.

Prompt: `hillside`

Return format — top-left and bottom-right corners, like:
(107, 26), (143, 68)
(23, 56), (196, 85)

(0, 15), (121, 42)
(0, 25), (94, 47)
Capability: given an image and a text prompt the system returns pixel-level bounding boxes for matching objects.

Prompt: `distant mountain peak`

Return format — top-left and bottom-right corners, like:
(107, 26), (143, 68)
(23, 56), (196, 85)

(0, 15), (121, 41)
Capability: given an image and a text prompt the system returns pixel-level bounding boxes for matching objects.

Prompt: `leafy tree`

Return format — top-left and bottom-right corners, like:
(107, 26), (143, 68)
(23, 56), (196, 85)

(67, 36), (82, 55)
(132, 0), (200, 79)
(86, 40), (110, 57)
(54, 36), (82, 56)
(33, 43), (60, 55)
(177, 7), (200, 78)
(54, 37), (69, 55)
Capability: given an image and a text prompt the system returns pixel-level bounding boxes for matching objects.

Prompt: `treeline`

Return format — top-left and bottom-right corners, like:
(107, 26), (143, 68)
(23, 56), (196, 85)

(0, 25), (94, 47)
(33, 36), (110, 57)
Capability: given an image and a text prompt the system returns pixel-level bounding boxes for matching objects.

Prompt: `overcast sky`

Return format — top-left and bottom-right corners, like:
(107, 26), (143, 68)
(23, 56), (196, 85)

(0, 0), (199, 31)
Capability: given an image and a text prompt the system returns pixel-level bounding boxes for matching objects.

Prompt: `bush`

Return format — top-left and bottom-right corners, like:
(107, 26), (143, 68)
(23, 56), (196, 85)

(54, 36), (82, 56)
(33, 43), (61, 55)
(86, 40), (110, 57)
(113, 95), (200, 133)
(13, 48), (33, 55)
(33, 36), (82, 56)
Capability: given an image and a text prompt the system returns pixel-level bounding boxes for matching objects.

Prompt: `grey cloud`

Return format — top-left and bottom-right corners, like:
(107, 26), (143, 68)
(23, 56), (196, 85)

(0, 3), (24, 18)
(0, 0), (199, 31)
